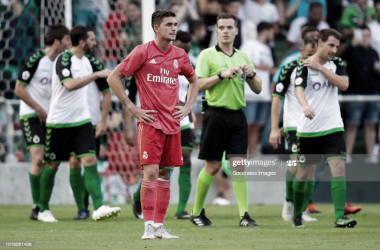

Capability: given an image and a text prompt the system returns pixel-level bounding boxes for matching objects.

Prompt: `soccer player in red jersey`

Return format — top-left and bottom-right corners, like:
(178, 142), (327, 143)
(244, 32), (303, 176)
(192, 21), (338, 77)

(107, 9), (199, 240)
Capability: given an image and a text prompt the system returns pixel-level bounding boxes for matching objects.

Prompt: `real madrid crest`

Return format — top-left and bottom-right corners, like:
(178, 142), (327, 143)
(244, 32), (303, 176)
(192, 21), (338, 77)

(173, 59), (178, 69)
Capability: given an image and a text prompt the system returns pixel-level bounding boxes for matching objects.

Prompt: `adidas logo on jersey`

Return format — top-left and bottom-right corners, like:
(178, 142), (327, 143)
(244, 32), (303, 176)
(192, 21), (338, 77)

(149, 59), (157, 64)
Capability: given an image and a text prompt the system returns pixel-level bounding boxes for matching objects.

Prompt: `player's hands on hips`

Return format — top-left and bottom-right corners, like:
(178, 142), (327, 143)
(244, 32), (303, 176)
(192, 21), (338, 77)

(221, 67), (240, 79)
(96, 69), (112, 78)
(269, 128), (281, 149)
(173, 106), (191, 122)
(124, 128), (135, 146)
(239, 64), (255, 77)
(95, 121), (107, 138)
(303, 57), (322, 71)
(129, 106), (157, 124)
(302, 105), (315, 120)
(35, 106), (47, 124)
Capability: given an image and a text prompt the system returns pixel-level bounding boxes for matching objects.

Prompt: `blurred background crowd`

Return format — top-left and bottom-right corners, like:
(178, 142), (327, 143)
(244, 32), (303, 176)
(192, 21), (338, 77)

(1, 0), (380, 166)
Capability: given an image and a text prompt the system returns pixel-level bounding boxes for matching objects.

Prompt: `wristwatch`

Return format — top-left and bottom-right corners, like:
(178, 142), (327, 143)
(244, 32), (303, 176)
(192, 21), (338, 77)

(246, 71), (256, 79)
(217, 72), (224, 80)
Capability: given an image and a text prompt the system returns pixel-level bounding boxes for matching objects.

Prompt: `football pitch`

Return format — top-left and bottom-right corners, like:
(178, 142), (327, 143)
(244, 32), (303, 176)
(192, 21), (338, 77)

(1, 204), (379, 249)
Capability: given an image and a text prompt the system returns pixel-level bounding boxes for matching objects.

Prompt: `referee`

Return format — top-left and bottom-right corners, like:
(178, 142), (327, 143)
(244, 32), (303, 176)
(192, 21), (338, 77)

(190, 12), (262, 227)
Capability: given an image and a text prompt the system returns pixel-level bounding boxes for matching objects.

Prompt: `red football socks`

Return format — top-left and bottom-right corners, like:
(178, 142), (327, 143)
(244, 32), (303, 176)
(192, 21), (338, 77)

(154, 180), (171, 224)
(141, 179), (156, 223)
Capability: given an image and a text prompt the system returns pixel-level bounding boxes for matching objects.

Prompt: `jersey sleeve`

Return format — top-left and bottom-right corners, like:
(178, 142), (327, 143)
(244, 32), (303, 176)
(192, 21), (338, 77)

(195, 50), (210, 78)
(179, 50), (195, 79)
(56, 53), (73, 84)
(272, 61), (285, 83)
(332, 57), (348, 77)
(272, 63), (297, 98)
(17, 51), (43, 85)
(117, 45), (146, 78)
(294, 60), (308, 91)
(86, 55), (109, 93)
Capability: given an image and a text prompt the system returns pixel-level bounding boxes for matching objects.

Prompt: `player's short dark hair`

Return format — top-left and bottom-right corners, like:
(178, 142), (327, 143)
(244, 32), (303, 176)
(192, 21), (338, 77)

(45, 24), (70, 46)
(175, 31), (192, 43)
(151, 9), (176, 32)
(70, 25), (93, 46)
(257, 22), (273, 34)
(189, 20), (205, 35)
(318, 28), (341, 42)
(217, 12), (237, 27)
(301, 26), (319, 39)
(309, 2), (323, 11)
(302, 37), (317, 49)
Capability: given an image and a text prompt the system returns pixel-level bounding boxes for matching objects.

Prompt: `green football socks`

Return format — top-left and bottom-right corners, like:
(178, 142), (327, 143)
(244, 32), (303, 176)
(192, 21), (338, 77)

(176, 167), (192, 215)
(84, 165), (103, 210)
(29, 172), (41, 206)
(193, 168), (214, 216)
(232, 174), (248, 218)
(285, 169), (295, 201)
(301, 180), (315, 212)
(39, 166), (57, 212)
(331, 176), (346, 221)
(69, 168), (86, 211)
(292, 177), (307, 217)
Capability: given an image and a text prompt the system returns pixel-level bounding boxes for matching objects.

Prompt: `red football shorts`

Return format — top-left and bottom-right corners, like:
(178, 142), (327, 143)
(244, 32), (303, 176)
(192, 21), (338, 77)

(137, 123), (183, 167)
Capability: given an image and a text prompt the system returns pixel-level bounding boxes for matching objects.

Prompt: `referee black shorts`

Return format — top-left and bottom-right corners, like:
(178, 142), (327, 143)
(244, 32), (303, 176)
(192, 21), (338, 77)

(198, 106), (248, 161)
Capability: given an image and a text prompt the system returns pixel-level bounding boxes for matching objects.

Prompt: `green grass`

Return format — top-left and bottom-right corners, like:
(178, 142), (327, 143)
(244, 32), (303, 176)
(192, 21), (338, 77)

(1, 204), (379, 249)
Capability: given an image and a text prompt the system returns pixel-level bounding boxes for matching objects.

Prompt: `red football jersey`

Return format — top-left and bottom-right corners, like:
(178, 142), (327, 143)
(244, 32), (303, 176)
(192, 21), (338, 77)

(117, 41), (195, 134)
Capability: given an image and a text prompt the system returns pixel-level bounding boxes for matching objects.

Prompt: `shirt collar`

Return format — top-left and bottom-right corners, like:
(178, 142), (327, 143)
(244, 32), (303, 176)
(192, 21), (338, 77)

(215, 44), (236, 57)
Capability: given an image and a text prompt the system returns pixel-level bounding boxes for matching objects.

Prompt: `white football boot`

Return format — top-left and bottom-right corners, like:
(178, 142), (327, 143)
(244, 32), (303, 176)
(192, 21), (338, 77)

(92, 205), (121, 221)
(302, 211), (317, 221)
(282, 200), (294, 221)
(154, 225), (179, 239)
(141, 224), (155, 240)
(37, 210), (58, 222)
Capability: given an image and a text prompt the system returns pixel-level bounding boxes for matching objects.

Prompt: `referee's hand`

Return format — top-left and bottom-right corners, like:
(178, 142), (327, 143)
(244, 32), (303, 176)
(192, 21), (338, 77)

(221, 67), (240, 79)
(129, 106), (157, 124)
